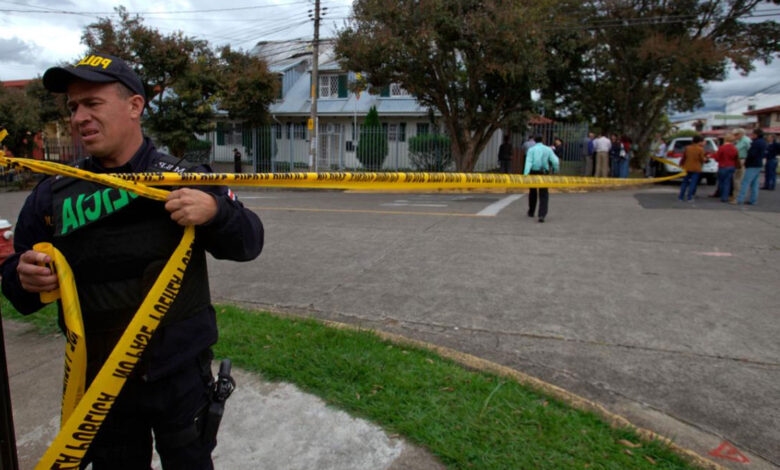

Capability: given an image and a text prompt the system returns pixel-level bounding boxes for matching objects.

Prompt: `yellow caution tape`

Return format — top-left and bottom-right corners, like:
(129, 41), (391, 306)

(108, 166), (686, 191)
(0, 151), (168, 201)
(0, 129), (687, 468)
(32, 243), (87, 428)
(34, 226), (194, 470)
(0, 151), (685, 194)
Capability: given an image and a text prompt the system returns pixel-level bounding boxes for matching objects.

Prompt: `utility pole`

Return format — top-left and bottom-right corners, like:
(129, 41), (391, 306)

(308, 0), (320, 172)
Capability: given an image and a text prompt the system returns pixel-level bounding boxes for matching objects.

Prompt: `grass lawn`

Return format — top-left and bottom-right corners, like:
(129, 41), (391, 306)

(1, 298), (699, 469)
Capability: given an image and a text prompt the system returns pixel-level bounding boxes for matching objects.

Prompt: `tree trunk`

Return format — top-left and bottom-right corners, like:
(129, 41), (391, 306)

(451, 128), (498, 172)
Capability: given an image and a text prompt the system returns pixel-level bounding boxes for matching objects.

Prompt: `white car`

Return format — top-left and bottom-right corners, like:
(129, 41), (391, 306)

(657, 137), (719, 185)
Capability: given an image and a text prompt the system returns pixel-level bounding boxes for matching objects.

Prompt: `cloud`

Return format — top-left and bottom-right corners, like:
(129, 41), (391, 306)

(0, 37), (38, 63)
(701, 61), (780, 105)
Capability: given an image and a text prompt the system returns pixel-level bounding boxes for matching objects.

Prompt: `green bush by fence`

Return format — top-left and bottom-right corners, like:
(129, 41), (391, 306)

(356, 106), (388, 170)
(408, 133), (452, 171)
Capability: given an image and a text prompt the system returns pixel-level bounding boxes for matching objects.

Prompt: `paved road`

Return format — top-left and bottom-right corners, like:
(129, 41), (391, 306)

(1, 182), (778, 469)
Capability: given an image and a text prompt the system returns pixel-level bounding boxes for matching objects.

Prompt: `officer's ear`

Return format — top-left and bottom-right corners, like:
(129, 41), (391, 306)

(128, 94), (145, 120)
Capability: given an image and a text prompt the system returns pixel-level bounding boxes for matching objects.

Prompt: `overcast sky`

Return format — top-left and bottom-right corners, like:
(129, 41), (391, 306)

(1, 0), (778, 114)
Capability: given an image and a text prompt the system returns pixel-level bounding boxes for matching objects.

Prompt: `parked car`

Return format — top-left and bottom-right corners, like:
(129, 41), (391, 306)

(656, 137), (719, 185)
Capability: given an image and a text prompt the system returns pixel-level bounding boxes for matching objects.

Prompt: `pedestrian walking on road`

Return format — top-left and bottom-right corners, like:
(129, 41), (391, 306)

(524, 135), (560, 223)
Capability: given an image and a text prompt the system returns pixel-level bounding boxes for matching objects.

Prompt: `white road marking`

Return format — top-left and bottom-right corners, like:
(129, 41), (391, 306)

(477, 194), (524, 216)
(381, 203), (449, 208)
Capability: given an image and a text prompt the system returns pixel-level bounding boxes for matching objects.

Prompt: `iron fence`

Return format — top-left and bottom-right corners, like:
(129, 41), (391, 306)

(203, 121), (589, 174)
(34, 121), (589, 175)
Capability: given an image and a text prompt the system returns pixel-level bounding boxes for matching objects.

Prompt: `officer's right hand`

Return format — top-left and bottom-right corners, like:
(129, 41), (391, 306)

(17, 250), (59, 293)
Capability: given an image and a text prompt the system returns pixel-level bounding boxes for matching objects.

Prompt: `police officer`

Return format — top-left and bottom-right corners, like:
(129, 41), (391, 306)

(0, 53), (263, 469)
(523, 135), (560, 223)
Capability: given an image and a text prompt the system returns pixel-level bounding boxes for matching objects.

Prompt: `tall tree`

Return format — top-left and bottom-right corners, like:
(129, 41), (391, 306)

(0, 87), (41, 157)
(218, 46), (278, 127)
(25, 79), (69, 125)
(572, 0), (780, 166)
(337, 0), (550, 171)
(81, 7), (276, 157)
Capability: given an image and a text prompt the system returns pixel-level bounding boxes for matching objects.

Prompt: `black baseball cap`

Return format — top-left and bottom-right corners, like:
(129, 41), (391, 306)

(42, 53), (145, 100)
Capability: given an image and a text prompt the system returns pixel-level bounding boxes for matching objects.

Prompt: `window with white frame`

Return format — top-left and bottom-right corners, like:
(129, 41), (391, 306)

(294, 122), (307, 140)
(225, 123), (242, 146)
(388, 124), (398, 141)
(385, 123), (406, 142)
(319, 75), (339, 98)
(390, 83), (411, 97)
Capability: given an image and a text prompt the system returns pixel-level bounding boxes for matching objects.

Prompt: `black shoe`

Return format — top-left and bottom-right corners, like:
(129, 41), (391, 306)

(527, 211), (534, 217)
(538, 217), (545, 223)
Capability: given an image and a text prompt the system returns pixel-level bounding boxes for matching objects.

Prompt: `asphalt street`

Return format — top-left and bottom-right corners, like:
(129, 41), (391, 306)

(0, 180), (778, 469)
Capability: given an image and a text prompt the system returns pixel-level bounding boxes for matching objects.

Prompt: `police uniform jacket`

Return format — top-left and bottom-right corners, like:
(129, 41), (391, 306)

(1, 138), (264, 382)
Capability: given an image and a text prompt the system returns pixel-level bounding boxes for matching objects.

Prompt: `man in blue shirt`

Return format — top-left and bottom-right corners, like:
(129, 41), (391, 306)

(523, 135), (560, 223)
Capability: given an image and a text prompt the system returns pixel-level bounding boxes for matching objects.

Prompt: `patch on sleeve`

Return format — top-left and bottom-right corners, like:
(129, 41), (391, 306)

(227, 189), (237, 201)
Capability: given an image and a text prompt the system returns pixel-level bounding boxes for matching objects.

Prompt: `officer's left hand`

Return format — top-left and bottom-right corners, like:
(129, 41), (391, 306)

(165, 188), (218, 226)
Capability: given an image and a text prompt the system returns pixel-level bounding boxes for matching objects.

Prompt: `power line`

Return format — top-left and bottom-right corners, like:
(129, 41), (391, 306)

(0, 1), (313, 16)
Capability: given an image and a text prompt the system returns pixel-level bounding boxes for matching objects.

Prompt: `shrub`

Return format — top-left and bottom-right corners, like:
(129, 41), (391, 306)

(408, 133), (452, 171)
(183, 138), (212, 163)
(356, 106), (387, 170)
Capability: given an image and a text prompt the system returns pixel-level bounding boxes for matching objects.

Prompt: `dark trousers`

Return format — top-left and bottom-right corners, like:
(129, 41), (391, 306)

(81, 354), (215, 470)
(764, 158), (777, 190)
(527, 170), (549, 218)
(678, 172), (700, 201)
(499, 160), (511, 174)
(528, 188), (549, 218)
(717, 167), (735, 202)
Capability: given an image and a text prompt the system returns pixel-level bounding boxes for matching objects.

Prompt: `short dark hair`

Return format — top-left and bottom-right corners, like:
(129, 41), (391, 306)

(534, 135), (543, 143)
(753, 128), (764, 138)
(692, 135), (703, 143)
(113, 82), (136, 99)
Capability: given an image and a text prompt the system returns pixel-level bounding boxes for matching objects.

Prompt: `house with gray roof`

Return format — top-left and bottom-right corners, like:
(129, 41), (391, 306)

(207, 39), (507, 172)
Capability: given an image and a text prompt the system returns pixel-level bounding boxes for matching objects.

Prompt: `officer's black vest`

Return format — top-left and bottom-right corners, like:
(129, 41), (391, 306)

(50, 156), (211, 337)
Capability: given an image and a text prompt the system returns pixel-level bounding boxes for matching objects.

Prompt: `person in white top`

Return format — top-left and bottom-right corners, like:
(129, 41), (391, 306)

(592, 133), (612, 178)
(647, 134), (666, 177)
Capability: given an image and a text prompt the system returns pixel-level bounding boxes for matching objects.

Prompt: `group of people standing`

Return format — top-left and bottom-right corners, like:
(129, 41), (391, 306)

(587, 132), (633, 178)
(674, 128), (777, 204)
(704, 128), (777, 204)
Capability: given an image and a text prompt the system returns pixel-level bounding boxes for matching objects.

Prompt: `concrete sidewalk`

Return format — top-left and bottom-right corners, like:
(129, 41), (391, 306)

(2, 318), (444, 470)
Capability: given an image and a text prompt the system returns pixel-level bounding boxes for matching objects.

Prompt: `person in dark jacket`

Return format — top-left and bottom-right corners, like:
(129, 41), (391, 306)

(609, 134), (622, 178)
(736, 128), (767, 205)
(233, 148), (242, 173)
(497, 134), (513, 174)
(762, 133), (778, 190)
(0, 53), (263, 469)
